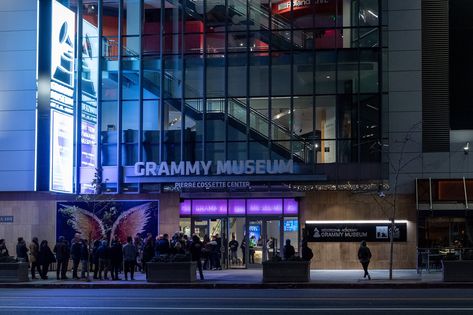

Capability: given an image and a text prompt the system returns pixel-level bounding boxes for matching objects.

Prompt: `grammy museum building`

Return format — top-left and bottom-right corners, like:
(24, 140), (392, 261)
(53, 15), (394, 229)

(0, 0), (429, 270)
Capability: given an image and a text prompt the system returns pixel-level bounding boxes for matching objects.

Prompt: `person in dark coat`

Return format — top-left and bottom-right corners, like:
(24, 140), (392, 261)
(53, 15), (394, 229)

(155, 234), (170, 256)
(54, 236), (69, 280)
(228, 235), (239, 265)
(190, 235), (204, 280)
(283, 239), (295, 260)
(110, 239), (123, 280)
(80, 239), (89, 279)
(0, 239), (9, 257)
(38, 240), (55, 280)
(91, 240), (101, 279)
(301, 241), (314, 262)
(214, 234), (222, 270)
(142, 234), (154, 276)
(97, 240), (111, 280)
(122, 236), (138, 280)
(240, 238), (247, 265)
(70, 233), (82, 279)
(16, 237), (29, 263)
(358, 240), (372, 280)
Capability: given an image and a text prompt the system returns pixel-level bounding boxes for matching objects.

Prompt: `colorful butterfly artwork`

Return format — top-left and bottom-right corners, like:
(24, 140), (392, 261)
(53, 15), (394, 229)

(58, 202), (157, 244)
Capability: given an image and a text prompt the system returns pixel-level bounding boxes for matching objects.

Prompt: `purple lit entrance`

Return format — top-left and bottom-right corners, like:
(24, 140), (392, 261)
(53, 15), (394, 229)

(179, 198), (299, 269)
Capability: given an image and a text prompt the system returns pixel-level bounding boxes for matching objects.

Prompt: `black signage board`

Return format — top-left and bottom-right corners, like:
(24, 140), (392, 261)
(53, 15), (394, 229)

(0, 216), (14, 223)
(305, 223), (407, 242)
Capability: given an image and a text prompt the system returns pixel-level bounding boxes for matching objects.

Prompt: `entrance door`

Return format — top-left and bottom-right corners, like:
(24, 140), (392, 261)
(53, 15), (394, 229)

(192, 218), (227, 269)
(247, 218), (282, 267)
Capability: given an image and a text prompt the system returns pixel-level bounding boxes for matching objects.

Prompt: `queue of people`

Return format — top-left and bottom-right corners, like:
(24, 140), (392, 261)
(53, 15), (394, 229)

(1, 233), (324, 282)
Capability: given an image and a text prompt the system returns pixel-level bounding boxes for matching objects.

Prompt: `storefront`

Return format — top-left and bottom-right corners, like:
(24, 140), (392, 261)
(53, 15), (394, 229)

(179, 198), (300, 268)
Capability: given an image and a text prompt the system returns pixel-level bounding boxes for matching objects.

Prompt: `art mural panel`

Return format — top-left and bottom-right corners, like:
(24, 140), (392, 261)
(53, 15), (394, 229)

(57, 201), (159, 243)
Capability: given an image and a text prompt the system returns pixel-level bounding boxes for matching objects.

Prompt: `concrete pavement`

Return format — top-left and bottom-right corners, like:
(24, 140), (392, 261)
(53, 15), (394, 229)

(0, 269), (456, 289)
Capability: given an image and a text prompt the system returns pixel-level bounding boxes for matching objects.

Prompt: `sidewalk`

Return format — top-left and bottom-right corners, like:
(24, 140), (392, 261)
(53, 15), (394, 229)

(0, 269), (461, 289)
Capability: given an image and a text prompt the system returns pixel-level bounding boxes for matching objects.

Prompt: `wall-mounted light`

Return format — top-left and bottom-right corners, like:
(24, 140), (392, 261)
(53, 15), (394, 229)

(464, 142), (470, 155)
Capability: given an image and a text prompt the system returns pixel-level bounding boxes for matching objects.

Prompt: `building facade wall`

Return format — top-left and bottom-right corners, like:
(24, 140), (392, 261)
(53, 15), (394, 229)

(301, 190), (417, 269)
(0, 1), (37, 191)
(386, 0), (422, 195)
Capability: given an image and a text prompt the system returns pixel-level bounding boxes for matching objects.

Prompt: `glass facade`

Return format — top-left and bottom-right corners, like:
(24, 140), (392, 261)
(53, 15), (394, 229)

(52, 0), (385, 193)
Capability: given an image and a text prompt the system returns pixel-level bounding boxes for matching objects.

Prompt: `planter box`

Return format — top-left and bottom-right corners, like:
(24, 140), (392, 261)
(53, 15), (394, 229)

(443, 260), (473, 282)
(262, 261), (310, 283)
(0, 263), (29, 282)
(147, 261), (197, 283)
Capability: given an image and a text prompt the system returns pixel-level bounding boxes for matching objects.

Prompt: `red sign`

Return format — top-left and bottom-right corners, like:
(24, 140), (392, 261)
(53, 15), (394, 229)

(272, 0), (336, 15)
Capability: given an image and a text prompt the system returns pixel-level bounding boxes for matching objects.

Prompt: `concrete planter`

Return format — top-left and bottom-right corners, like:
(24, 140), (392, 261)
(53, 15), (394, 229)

(262, 260), (310, 283)
(146, 261), (197, 283)
(0, 262), (29, 282)
(442, 260), (473, 282)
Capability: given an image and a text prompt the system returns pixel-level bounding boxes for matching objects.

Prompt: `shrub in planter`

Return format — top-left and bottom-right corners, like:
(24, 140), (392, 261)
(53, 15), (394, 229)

(0, 258), (29, 282)
(262, 255), (310, 283)
(147, 254), (197, 283)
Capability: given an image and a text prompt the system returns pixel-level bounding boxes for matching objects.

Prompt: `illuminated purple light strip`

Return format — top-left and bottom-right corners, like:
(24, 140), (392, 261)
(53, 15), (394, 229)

(180, 198), (299, 216)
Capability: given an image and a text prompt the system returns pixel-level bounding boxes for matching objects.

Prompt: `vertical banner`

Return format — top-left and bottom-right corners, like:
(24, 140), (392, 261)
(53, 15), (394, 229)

(50, 1), (76, 193)
(50, 110), (74, 193)
(80, 19), (99, 193)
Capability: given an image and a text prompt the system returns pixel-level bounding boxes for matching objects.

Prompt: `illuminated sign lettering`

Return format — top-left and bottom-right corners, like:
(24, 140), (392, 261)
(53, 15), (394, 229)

(133, 160), (294, 176)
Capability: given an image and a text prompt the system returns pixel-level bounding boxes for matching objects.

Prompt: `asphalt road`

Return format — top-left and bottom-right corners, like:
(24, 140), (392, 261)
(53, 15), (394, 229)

(0, 288), (472, 314)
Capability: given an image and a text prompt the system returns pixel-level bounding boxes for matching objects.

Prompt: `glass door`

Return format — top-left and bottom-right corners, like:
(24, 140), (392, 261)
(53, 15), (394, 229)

(228, 217), (246, 268)
(192, 218), (228, 269)
(248, 219), (263, 265)
(265, 219), (281, 261)
(247, 218), (283, 267)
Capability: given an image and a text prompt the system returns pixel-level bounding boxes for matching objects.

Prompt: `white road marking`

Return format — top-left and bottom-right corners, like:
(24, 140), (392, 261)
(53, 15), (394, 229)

(0, 307), (473, 311)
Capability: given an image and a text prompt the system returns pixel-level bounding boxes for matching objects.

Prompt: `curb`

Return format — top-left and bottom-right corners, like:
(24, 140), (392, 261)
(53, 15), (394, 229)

(0, 282), (472, 289)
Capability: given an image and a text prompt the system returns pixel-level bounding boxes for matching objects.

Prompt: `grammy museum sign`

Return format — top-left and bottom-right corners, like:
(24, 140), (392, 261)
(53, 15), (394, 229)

(133, 159), (294, 177)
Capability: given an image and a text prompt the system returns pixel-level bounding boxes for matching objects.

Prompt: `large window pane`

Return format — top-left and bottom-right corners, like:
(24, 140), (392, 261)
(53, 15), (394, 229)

(143, 100), (160, 162)
(164, 102), (182, 162)
(185, 55), (204, 98)
(101, 101), (118, 166)
(315, 50), (336, 94)
(228, 0), (247, 31)
(315, 96), (336, 163)
(206, 0), (226, 29)
(121, 101), (139, 165)
(360, 49), (379, 93)
(164, 55), (182, 98)
(206, 55), (225, 97)
(143, 57), (161, 99)
(272, 52), (291, 96)
(249, 54), (268, 96)
(122, 56), (140, 100)
(337, 49), (359, 94)
(248, 0), (270, 31)
(293, 52), (314, 95)
(228, 53), (247, 97)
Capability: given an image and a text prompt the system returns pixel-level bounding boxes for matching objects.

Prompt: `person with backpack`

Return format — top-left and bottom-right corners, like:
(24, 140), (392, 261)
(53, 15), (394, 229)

(301, 241), (314, 261)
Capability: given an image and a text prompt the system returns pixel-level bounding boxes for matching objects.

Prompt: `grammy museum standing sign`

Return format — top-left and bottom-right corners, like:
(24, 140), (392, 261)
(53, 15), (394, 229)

(305, 222), (407, 242)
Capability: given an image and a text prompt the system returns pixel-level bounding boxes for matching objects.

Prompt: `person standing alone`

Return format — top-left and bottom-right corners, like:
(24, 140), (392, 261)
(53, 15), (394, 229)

(358, 240), (372, 280)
